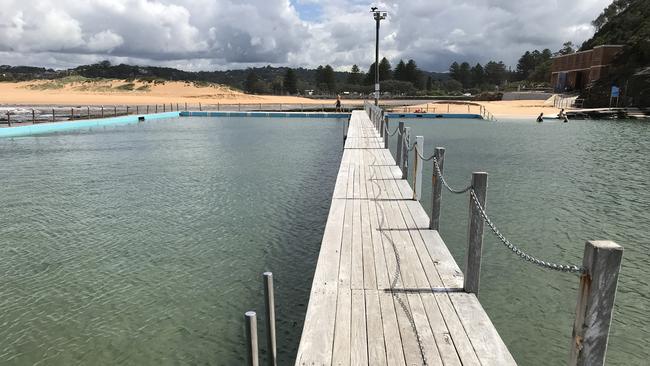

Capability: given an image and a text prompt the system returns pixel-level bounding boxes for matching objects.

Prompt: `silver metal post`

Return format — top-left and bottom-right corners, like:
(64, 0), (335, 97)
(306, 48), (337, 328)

(430, 147), (445, 230)
(245, 311), (259, 366)
(263, 272), (277, 366)
(569, 240), (623, 366)
(465, 172), (488, 296)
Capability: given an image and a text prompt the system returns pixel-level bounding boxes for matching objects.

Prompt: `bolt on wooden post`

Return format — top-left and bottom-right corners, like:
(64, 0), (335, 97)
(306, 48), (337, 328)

(430, 147), (446, 230)
(569, 240), (623, 366)
(464, 172), (488, 296)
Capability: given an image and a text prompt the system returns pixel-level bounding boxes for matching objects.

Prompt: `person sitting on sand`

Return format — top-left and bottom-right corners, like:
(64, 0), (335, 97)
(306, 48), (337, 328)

(335, 95), (342, 112)
(536, 112), (544, 122)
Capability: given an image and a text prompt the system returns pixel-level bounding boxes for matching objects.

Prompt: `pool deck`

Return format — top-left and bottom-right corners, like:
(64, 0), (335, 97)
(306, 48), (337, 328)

(295, 110), (516, 365)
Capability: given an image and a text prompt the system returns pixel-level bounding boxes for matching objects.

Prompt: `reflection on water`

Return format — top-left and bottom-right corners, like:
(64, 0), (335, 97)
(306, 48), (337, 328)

(394, 118), (649, 366)
(0, 117), (344, 365)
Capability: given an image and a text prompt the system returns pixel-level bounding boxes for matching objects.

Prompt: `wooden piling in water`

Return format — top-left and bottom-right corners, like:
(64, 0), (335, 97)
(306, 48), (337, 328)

(569, 240), (623, 366)
(430, 147), (445, 230)
(465, 172), (488, 296)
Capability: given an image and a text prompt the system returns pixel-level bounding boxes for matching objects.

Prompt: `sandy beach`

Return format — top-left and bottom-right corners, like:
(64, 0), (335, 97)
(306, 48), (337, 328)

(0, 79), (559, 119)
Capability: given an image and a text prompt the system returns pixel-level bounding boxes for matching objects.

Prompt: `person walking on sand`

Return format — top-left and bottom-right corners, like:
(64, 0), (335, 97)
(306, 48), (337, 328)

(335, 95), (342, 112)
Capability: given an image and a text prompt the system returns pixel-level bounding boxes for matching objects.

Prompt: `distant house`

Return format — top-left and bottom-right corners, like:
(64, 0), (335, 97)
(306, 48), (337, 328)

(550, 45), (623, 92)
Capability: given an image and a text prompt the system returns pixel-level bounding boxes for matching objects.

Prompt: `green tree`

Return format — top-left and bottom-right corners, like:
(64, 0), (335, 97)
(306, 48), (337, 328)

(405, 59), (421, 86)
(347, 64), (361, 84)
(426, 76), (434, 91)
(283, 68), (298, 94)
(484, 61), (507, 86)
(379, 57), (393, 81)
(458, 62), (471, 88)
(394, 59), (407, 81)
(449, 62), (460, 81)
(558, 41), (576, 55)
(470, 63), (485, 86)
(244, 69), (259, 93)
(516, 51), (536, 80)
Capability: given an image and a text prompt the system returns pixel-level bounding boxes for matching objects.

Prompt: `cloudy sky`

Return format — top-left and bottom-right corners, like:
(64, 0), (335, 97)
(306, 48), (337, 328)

(0, 0), (611, 72)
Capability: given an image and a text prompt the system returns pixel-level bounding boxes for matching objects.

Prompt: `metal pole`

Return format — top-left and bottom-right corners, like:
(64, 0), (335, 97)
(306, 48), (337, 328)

(396, 121), (404, 168)
(374, 15), (380, 106)
(465, 172), (488, 296)
(413, 136), (424, 200)
(402, 127), (410, 179)
(263, 272), (277, 366)
(569, 240), (623, 366)
(430, 147), (445, 230)
(245, 311), (259, 366)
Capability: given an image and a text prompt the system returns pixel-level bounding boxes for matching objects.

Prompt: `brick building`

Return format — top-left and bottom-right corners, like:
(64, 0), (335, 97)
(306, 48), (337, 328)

(550, 45), (623, 92)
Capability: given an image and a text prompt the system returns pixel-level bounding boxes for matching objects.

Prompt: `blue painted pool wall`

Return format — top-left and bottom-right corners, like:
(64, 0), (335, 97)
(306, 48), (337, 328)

(386, 113), (483, 119)
(180, 111), (350, 118)
(0, 112), (180, 138)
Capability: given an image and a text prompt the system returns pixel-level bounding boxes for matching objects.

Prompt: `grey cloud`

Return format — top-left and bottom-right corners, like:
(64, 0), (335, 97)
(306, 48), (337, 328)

(0, 0), (611, 72)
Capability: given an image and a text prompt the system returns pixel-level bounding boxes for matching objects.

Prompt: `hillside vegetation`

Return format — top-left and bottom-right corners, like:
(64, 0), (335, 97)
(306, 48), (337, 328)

(581, 0), (650, 107)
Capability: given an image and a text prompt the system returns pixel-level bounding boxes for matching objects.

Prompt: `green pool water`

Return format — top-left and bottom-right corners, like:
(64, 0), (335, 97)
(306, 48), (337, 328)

(0, 115), (646, 366)
(393, 117), (648, 366)
(0, 117), (344, 365)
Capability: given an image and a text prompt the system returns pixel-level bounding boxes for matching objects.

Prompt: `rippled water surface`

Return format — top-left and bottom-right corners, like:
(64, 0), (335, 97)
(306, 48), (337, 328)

(394, 118), (649, 366)
(0, 117), (345, 365)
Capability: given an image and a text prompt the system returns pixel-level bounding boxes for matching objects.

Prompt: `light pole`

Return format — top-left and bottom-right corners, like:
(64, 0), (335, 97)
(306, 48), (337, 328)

(371, 7), (387, 106)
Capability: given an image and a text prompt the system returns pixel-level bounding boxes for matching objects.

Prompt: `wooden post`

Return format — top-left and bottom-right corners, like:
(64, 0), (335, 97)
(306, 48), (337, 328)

(176, 103), (179, 111)
(200, 102), (203, 111)
(170, 103), (173, 112)
(6, 112), (10, 126)
(430, 147), (445, 230)
(136, 106), (139, 114)
(147, 105), (149, 114)
(156, 104), (158, 113)
(263, 272), (277, 366)
(396, 121), (405, 169)
(301, 103), (303, 112)
(413, 136), (424, 200)
(32, 109), (35, 124)
(465, 172), (488, 296)
(569, 240), (623, 366)
(447, 104), (450, 113)
(185, 102), (188, 110)
(87, 106), (90, 119)
(402, 127), (410, 179)
(379, 114), (385, 138)
(52, 108), (55, 122)
(71, 108), (74, 120)
(384, 117), (389, 148)
(114, 106), (117, 116)
(245, 311), (259, 366)
(101, 107), (104, 118)
(163, 104), (165, 112)
(126, 106), (129, 115)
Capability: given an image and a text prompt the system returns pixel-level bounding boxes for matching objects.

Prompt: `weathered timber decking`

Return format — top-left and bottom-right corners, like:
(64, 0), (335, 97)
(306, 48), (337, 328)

(295, 110), (516, 366)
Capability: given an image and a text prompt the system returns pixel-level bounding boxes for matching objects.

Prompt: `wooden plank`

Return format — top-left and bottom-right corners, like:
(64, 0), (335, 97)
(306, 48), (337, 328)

(365, 290), (387, 366)
(351, 165), (364, 289)
(379, 292), (407, 366)
(332, 288), (352, 366)
(363, 155), (391, 289)
(359, 151), (377, 290)
(406, 293), (444, 366)
(434, 293), (481, 366)
(449, 292), (517, 365)
(351, 290), (368, 365)
(391, 293), (424, 366)
(419, 293), (463, 366)
(339, 164), (355, 288)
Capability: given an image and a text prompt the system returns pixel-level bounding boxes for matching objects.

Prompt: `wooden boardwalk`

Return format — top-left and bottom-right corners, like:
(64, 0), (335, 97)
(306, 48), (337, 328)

(295, 111), (516, 366)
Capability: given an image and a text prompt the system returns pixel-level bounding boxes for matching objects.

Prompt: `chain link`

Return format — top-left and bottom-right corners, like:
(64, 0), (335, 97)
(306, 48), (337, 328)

(469, 190), (585, 273)
(431, 155), (473, 194)
(384, 124), (401, 136)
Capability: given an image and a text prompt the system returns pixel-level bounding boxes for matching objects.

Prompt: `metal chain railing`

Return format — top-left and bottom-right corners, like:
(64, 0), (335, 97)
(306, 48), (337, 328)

(384, 124), (401, 136)
(469, 190), (585, 273)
